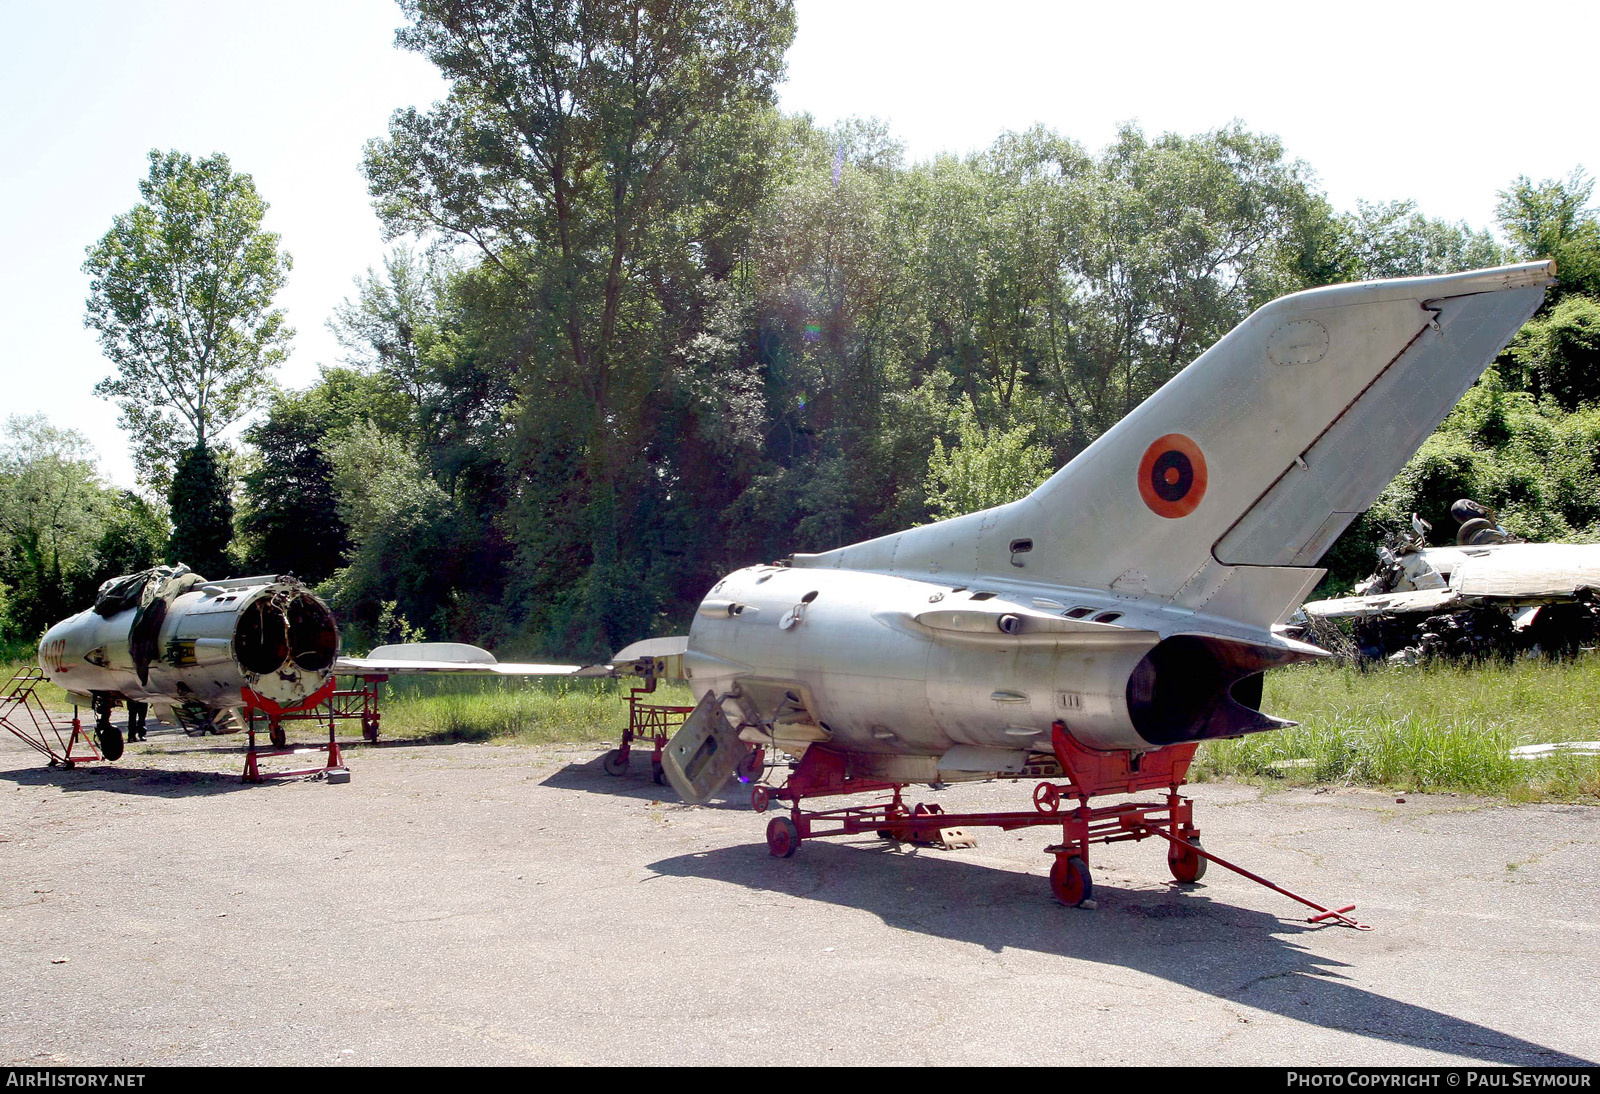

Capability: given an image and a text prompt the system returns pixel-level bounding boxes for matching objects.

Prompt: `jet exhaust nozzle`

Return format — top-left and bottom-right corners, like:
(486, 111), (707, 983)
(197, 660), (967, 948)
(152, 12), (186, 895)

(1125, 635), (1316, 746)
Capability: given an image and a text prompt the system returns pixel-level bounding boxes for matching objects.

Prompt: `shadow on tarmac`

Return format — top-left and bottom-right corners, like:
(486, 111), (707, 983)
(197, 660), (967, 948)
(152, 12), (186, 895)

(538, 754), (755, 810)
(649, 838), (1594, 1066)
(0, 717), (349, 796)
(0, 727), (630, 796)
(0, 760), (267, 797)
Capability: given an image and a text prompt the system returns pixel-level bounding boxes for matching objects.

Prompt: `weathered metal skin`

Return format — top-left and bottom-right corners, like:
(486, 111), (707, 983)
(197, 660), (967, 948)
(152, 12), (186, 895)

(686, 564), (1316, 759)
(1308, 541), (1600, 618)
(38, 575), (339, 720)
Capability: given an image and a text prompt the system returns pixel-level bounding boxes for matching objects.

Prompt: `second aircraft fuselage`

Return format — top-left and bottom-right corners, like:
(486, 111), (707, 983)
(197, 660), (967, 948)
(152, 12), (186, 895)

(683, 563), (1311, 779)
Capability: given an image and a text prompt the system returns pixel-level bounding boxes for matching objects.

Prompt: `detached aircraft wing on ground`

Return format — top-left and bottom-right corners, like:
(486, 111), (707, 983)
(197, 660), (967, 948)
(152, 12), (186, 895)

(336, 643), (582, 677)
(658, 261), (1557, 913)
(337, 636), (685, 679)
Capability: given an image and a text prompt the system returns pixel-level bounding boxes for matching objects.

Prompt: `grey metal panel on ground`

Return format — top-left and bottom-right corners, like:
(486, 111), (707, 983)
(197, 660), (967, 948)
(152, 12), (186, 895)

(1216, 286), (1546, 566)
(661, 691), (744, 804)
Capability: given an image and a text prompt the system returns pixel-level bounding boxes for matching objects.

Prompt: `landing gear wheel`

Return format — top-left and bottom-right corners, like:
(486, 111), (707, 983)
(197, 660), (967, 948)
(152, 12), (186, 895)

(362, 717), (379, 743)
(735, 747), (765, 784)
(651, 758), (666, 785)
(95, 725), (125, 762)
(1168, 836), (1207, 883)
(269, 725), (287, 749)
(1050, 854), (1092, 906)
(602, 749), (630, 777)
(766, 816), (800, 858)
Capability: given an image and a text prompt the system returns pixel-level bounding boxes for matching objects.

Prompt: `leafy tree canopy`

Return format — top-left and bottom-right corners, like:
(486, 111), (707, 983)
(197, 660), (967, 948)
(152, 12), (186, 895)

(0, 416), (167, 648)
(1496, 169), (1600, 296)
(1507, 294), (1600, 410)
(84, 149), (292, 488)
(1340, 199), (1504, 281)
(167, 443), (234, 579)
(924, 400), (1053, 520)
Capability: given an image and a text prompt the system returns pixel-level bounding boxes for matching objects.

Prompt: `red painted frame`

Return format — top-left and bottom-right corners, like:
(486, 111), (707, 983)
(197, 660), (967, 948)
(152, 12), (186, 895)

(0, 668), (104, 768)
(753, 720), (1368, 929)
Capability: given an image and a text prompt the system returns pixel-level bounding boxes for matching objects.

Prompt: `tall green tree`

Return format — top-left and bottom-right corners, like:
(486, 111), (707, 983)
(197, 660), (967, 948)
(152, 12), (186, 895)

(1496, 169), (1600, 296)
(94, 492), (168, 582)
(924, 400), (1053, 519)
(83, 149), (293, 488)
(329, 247), (456, 449)
(167, 444), (234, 579)
(735, 117), (924, 553)
(1486, 169), (1600, 411)
(322, 418), (457, 646)
(237, 386), (354, 584)
(1059, 123), (1335, 429)
(365, 0), (796, 654)
(1508, 294), (1600, 409)
(0, 417), (112, 638)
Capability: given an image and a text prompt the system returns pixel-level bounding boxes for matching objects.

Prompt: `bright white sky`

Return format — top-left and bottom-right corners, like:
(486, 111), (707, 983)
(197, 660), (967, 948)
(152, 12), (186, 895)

(2, 0), (1595, 488)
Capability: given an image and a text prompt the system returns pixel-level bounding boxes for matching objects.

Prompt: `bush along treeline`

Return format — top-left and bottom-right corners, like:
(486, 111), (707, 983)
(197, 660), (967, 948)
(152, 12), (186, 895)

(6, 3), (1600, 659)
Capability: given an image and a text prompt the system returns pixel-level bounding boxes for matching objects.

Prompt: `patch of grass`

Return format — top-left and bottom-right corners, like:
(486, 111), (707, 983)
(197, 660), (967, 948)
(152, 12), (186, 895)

(5, 651), (697, 749)
(1, 657), (71, 710)
(377, 674), (697, 747)
(1198, 655), (1600, 802)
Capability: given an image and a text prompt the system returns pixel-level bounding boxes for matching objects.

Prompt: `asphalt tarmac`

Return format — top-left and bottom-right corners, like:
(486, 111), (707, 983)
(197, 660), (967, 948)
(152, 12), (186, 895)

(1, 721), (1596, 1066)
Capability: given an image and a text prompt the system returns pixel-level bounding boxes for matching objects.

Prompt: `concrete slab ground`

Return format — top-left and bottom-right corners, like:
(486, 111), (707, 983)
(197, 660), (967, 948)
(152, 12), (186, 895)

(1, 723), (1596, 1066)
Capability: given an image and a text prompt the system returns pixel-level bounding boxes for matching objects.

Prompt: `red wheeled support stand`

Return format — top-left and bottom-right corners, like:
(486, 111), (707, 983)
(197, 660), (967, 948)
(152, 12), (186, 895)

(753, 720), (1369, 930)
(240, 679), (349, 784)
(254, 673), (386, 747)
(603, 675), (696, 785)
(330, 673), (384, 742)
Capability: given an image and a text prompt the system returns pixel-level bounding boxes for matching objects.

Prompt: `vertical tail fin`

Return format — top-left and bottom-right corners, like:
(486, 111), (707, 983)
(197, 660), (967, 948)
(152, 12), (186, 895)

(795, 263), (1554, 623)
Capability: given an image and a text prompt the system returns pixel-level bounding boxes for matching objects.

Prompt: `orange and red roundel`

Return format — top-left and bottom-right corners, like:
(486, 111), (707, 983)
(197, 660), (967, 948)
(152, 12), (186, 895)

(1138, 434), (1207, 518)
